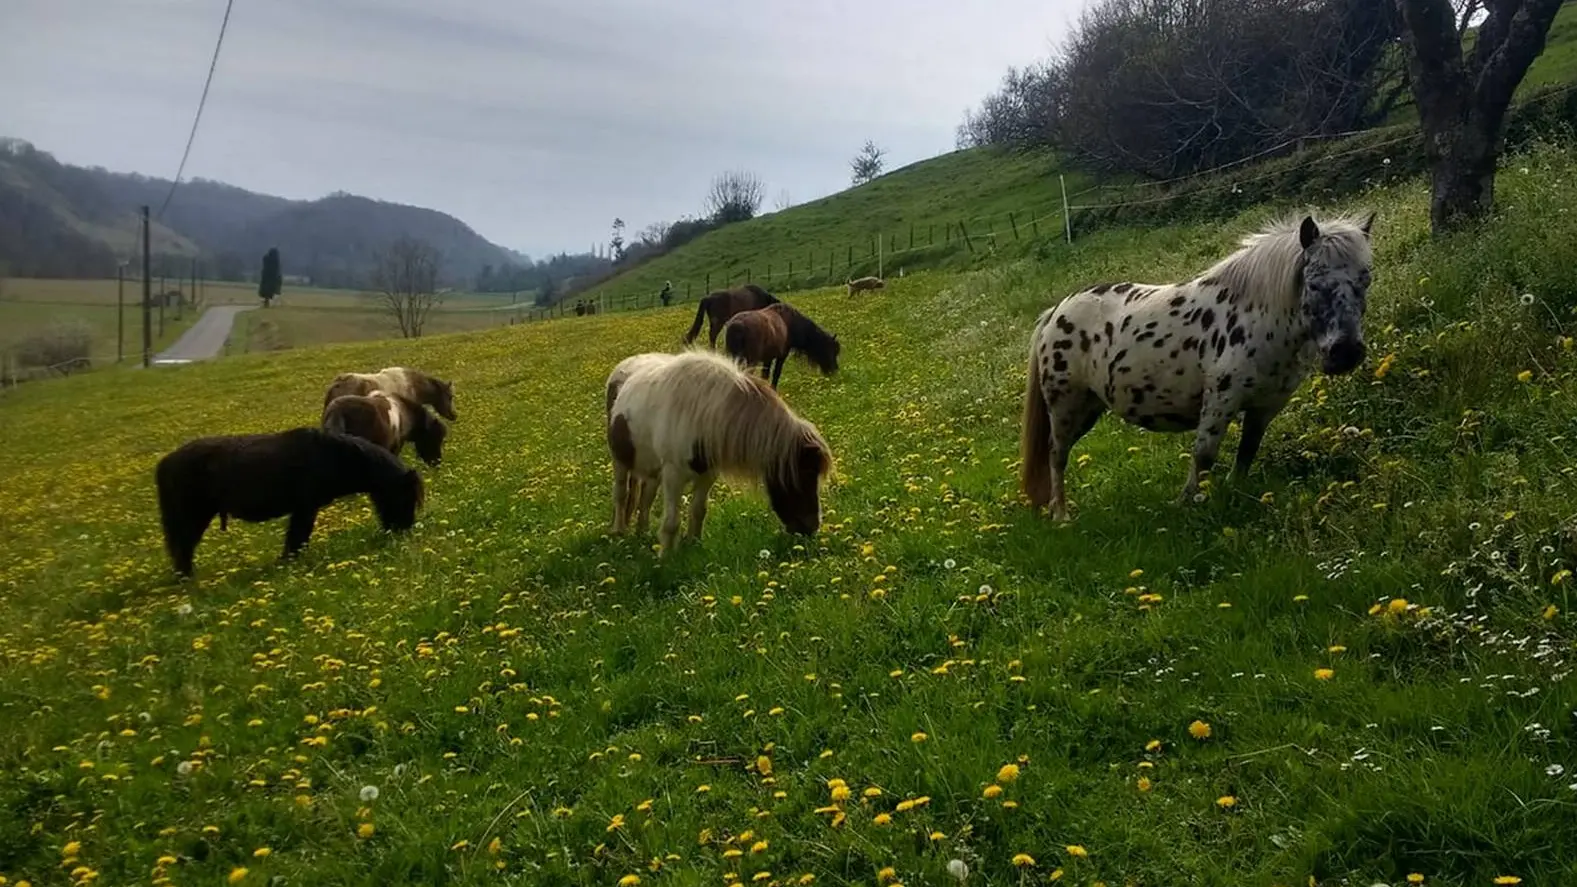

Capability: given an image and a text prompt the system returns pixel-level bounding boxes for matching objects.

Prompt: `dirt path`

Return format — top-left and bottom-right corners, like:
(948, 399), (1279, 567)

(151, 305), (255, 364)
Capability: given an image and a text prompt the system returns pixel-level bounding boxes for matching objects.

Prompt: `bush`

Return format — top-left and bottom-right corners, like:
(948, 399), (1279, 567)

(9, 320), (94, 372)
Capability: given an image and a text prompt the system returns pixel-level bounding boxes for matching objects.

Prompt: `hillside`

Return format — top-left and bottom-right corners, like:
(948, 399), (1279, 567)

(586, 2), (1577, 308)
(1, 136), (1576, 884)
(0, 139), (516, 287)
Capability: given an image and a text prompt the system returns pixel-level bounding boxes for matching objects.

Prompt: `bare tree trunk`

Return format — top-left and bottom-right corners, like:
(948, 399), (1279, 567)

(1397, 0), (1565, 234)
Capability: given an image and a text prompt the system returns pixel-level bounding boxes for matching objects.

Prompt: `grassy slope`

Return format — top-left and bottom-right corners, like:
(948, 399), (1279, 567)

(589, 3), (1577, 309)
(2, 142), (1576, 886)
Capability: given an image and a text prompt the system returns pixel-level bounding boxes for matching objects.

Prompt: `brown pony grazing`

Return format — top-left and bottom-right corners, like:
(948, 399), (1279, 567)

(720, 302), (840, 389)
(323, 390), (448, 466)
(322, 367), (457, 422)
(847, 275), (885, 296)
(606, 349), (834, 555)
(683, 283), (779, 346)
(155, 427), (425, 577)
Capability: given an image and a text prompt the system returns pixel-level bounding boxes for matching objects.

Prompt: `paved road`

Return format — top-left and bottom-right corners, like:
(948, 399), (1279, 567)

(152, 305), (255, 365)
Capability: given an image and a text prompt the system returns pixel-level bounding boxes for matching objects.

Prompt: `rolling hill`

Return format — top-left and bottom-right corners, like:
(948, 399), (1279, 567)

(0, 138), (517, 288)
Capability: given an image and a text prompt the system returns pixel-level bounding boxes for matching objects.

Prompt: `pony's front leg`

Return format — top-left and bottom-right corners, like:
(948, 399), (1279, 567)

(769, 358), (784, 389)
(686, 473), (716, 539)
(1231, 403), (1284, 480)
(1181, 395), (1235, 504)
(634, 474), (659, 533)
(657, 468), (688, 556)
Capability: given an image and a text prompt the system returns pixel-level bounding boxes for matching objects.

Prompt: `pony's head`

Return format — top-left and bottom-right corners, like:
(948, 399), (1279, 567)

(431, 379), (457, 421)
(370, 467), (425, 532)
(765, 430), (832, 536)
(411, 409), (448, 467)
(1299, 213), (1375, 375)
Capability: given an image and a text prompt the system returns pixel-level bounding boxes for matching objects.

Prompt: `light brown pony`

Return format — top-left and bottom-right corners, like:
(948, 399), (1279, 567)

(322, 390), (448, 466)
(322, 367), (457, 422)
(606, 349), (833, 555)
(847, 275), (885, 296)
(720, 302), (840, 389)
(683, 284), (779, 346)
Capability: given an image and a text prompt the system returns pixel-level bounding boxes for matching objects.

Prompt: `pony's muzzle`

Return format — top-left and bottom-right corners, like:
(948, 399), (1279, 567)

(1322, 338), (1366, 375)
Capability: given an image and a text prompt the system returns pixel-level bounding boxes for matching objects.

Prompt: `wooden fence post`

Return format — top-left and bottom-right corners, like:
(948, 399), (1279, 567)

(958, 220), (975, 253)
(1008, 212), (1020, 240)
(1031, 215), (1040, 239)
(929, 224), (934, 245)
(908, 223), (914, 250)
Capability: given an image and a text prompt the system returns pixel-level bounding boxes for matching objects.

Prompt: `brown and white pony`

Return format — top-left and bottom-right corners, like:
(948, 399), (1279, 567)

(683, 284), (779, 346)
(322, 367), (457, 422)
(720, 302), (840, 389)
(605, 349), (833, 555)
(323, 390), (448, 466)
(847, 275), (885, 296)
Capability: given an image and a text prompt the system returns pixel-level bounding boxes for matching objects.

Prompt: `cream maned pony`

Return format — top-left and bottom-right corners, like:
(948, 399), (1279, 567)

(605, 349), (833, 555)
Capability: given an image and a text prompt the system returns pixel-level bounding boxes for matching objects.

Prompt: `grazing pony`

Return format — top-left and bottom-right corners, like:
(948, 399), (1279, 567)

(322, 367), (457, 422)
(720, 302), (841, 389)
(1021, 213), (1376, 520)
(155, 427), (425, 577)
(847, 275), (885, 296)
(323, 390), (448, 466)
(683, 284), (779, 346)
(606, 349), (833, 555)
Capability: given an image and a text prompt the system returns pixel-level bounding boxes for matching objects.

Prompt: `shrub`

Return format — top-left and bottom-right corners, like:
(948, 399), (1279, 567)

(9, 320), (94, 373)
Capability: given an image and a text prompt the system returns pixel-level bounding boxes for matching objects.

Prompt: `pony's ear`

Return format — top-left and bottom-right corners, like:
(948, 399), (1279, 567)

(1299, 216), (1320, 249)
(1359, 211), (1376, 237)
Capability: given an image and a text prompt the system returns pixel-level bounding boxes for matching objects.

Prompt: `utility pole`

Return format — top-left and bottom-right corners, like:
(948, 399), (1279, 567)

(142, 206), (152, 367)
(159, 267), (166, 337)
(117, 262), (126, 363)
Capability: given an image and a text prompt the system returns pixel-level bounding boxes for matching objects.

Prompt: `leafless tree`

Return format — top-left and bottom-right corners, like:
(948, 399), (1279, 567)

(372, 237), (444, 338)
(1396, 0), (1564, 234)
(704, 170), (766, 224)
(850, 140), (887, 185)
(773, 189), (794, 211)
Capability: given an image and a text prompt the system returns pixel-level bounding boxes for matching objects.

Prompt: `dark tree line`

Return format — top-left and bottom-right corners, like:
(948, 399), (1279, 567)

(958, 0), (1405, 180)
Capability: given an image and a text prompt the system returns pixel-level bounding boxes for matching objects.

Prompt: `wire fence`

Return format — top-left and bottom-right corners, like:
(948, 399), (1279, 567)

(531, 79), (1577, 324)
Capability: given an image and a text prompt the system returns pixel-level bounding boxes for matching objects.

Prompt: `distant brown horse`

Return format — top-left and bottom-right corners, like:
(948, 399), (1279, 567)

(847, 276), (885, 296)
(323, 390), (448, 466)
(322, 367), (457, 422)
(684, 284), (779, 346)
(720, 302), (840, 389)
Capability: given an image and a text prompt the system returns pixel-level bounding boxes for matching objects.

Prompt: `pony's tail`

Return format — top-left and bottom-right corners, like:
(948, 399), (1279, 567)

(684, 298), (708, 344)
(1020, 347), (1053, 510)
(723, 321), (748, 364)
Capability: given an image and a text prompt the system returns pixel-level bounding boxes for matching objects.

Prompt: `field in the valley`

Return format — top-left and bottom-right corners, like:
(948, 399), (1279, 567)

(3, 144), (1577, 886)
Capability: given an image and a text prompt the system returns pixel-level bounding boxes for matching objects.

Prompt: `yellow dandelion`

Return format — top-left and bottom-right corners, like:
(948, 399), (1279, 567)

(878, 867), (897, 883)
(1543, 604), (1559, 620)
(252, 848), (271, 858)
(1188, 720), (1212, 740)
(929, 831), (946, 841)
(1328, 645), (1347, 653)
(830, 784), (851, 802)
(1137, 776), (1152, 792)
(357, 822), (376, 839)
(487, 837), (502, 855)
(1493, 877), (1522, 885)
(1144, 739), (1162, 753)
(1314, 668), (1335, 681)
(227, 868), (248, 884)
(983, 784), (1003, 799)
(756, 756), (772, 776)
(1517, 369), (1533, 383)
(62, 841), (82, 858)
(1216, 795), (1237, 809)
(997, 763), (1021, 783)
(1066, 845), (1089, 858)
(1406, 876), (1424, 885)
(911, 731), (928, 743)
(862, 787), (883, 798)
(1387, 598), (1410, 615)
(873, 813), (893, 826)
(1012, 853), (1036, 867)
(1557, 570), (1574, 586)
(618, 876), (641, 887)
(751, 841), (769, 854)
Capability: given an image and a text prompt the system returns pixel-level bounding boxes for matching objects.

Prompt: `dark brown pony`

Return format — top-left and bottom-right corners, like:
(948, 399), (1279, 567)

(683, 284), (779, 346)
(322, 367), (457, 422)
(323, 390), (448, 466)
(720, 302), (841, 389)
(155, 427), (425, 577)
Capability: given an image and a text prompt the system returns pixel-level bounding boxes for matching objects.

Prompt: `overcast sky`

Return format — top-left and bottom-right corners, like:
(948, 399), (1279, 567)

(1, 0), (1082, 257)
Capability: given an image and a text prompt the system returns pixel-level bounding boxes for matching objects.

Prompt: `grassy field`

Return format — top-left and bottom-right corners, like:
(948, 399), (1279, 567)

(2, 140), (1576, 886)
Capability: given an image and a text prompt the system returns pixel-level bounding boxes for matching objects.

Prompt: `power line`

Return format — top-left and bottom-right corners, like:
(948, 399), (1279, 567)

(156, 0), (237, 221)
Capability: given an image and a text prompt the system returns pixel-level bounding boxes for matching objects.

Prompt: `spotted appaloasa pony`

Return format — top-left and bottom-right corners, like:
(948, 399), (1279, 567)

(1021, 212), (1376, 520)
(322, 367), (457, 422)
(606, 349), (833, 555)
(683, 284), (779, 346)
(720, 302), (841, 389)
(322, 390), (448, 466)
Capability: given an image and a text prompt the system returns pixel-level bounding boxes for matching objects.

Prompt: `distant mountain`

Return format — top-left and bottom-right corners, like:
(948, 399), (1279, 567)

(0, 138), (516, 288)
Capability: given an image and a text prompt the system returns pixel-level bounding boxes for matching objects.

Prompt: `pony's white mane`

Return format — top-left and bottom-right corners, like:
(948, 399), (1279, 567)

(616, 348), (829, 484)
(1197, 214), (1373, 312)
